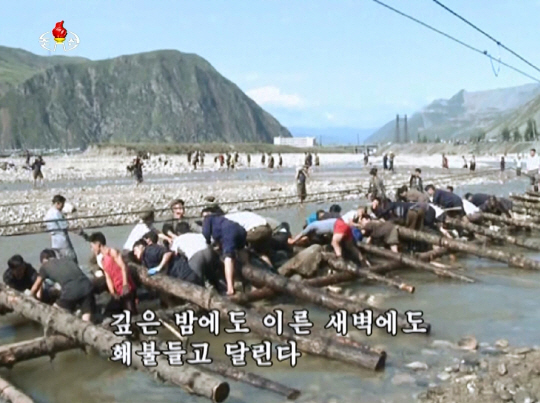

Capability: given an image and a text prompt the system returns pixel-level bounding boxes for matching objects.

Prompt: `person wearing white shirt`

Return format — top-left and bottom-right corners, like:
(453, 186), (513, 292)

(123, 209), (159, 251)
(44, 195), (78, 263)
(526, 148), (540, 188)
(171, 222), (225, 291)
(225, 211), (273, 266)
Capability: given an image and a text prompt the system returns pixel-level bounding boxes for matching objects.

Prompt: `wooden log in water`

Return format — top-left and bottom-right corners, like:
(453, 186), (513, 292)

(511, 205), (540, 218)
(239, 262), (425, 333)
(355, 243), (476, 283)
(396, 227), (540, 270)
(510, 194), (540, 203)
(0, 335), (80, 367)
(0, 285), (230, 402)
(526, 190), (540, 198)
(512, 200), (540, 212)
(0, 376), (34, 403)
(415, 248), (450, 261)
(134, 266), (386, 371)
(320, 253), (415, 292)
(445, 217), (540, 251)
(474, 212), (540, 231)
(230, 263), (397, 305)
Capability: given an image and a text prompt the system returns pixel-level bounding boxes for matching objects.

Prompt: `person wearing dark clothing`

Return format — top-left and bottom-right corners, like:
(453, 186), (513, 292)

(396, 185), (430, 203)
(500, 156), (505, 172)
(141, 232), (173, 275)
(479, 197), (512, 218)
(261, 154), (266, 166)
(363, 153), (369, 166)
(367, 168), (386, 201)
(469, 156), (476, 172)
(314, 154), (320, 167)
(226, 153), (232, 169)
(296, 166), (309, 202)
(409, 168), (423, 192)
(132, 157), (143, 184)
(383, 154), (388, 170)
(426, 185), (464, 216)
(278, 153), (283, 168)
(442, 154), (449, 169)
(202, 211), (247, 295)
(374, 200), (413, 223)
(464, 193), (512, 217)
(246, 154), (251, 167)
(268, 154), (275, 169)
(187, 151), (192, 164)
(31, 156), (45, 187)
(358, 216), (399, 252)
(4, 255), (38, 292)
(464, 193), (491, 207)
(30, 249), (95, 321)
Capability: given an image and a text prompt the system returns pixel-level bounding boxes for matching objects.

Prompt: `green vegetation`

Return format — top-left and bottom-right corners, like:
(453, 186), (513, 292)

(0, 47), (290, 148)
(93, 142), (350, 155)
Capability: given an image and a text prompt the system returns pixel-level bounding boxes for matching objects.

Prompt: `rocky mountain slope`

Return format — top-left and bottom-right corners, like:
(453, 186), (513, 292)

(367, 83), (540, 143)
(0, 47), (291, 148)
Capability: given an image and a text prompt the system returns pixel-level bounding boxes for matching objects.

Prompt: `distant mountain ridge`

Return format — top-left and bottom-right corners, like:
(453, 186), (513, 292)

(366, 83), (540, 143)
(0, 47), (291, 148)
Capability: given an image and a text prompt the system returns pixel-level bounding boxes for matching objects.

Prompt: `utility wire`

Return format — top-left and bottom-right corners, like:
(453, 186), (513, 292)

(370, 0), (540, 84)
(431, 0), (540, 75)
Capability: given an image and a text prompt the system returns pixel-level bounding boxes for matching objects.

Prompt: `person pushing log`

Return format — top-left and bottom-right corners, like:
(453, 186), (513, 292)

(133, 265), (386, 371)
(0, 284), (230, 402)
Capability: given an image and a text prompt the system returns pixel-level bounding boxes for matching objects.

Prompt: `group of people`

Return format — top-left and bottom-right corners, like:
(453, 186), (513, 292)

(4, 195), (297, 322)
(382, 152), (395, 172)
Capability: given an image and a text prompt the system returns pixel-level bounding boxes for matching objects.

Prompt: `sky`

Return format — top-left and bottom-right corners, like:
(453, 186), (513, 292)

(2, 0), (540, 131)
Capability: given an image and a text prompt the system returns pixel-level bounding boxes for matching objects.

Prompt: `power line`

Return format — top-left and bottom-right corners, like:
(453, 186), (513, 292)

(370, 0), (540, 84)
(431, 0), (540, 75)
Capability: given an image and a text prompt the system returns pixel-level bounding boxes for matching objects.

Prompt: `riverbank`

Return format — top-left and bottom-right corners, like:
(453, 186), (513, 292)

(419, 339), (540, 403)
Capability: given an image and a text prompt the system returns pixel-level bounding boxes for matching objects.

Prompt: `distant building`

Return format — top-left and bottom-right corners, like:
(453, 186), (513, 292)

(273, 136), (317, 147)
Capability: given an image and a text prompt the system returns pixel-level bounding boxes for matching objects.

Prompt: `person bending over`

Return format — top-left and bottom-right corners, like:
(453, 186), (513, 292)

(358, 215), (400, 253)
(30, 249), (95, 322)
(89, 232), (137, 313)
(202, 208), (248, 296)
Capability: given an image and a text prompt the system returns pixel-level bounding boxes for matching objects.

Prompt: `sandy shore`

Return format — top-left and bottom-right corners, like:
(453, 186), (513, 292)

(0, 151), (512, 236)
(0, 152), (504, 184)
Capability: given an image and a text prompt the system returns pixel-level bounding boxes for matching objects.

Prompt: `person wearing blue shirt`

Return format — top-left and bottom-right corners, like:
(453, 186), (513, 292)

(202, 209), (247, 295)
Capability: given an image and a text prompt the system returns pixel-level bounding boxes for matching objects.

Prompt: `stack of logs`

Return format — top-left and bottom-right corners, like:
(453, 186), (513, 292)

(2, 191), (540, 401)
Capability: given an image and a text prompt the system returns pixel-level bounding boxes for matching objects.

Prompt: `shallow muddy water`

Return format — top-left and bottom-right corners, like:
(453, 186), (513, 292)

(0, 175), (537, 403)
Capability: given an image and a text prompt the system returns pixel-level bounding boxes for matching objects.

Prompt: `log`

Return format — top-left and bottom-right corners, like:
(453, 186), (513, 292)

(415, 248), (450, 262)
(510, 194), (540, 203)
(0, 285), (230, 402)
(202, 360), (301, 400)
(474, 212), (540, 231)
(445, 217), (540, 251)
(355, 243), (476, 283)
(239, 262), (424, 333)
(157, 316), (300, 399)
(320, 253), (415, 293)
(396, 227), (540, 271)
(526, 190), (540, 198)
(278, 244), (323, 278)
(0, 376), (33, 403)
(512, 200), (540, 212)
(230, 263), (397, 305)
(0, 335), (80, 368)
(134, 266), (386, 371)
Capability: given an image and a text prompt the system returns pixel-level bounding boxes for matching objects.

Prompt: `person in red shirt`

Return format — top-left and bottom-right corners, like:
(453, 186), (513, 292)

(89, 232), (137, 313)
(331, 218), (364, 264)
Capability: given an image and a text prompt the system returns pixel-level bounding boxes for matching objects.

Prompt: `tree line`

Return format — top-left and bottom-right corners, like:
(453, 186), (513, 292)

(500, 118), (538, 142)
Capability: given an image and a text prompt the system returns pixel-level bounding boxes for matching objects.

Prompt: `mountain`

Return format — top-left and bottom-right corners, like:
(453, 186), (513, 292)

(0, 47), (291, 148)
(0, 46), (88, 96)
(288, 127), (376, 145)
(366, 83), (540, 143)
(486, 91), (540, 138)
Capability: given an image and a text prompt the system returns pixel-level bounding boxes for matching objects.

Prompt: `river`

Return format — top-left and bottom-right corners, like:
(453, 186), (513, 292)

(0, 172), (537, 403)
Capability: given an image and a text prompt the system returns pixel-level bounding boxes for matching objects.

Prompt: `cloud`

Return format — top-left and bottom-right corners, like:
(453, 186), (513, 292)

(246, 86), (305, 108)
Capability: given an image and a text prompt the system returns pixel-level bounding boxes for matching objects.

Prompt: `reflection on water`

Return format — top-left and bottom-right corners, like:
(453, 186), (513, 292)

(0, 177), (538, 403)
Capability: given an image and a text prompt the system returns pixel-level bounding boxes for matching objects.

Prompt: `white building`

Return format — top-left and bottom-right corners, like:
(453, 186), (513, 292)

(273, 136), (316, 148)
